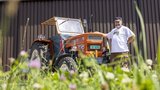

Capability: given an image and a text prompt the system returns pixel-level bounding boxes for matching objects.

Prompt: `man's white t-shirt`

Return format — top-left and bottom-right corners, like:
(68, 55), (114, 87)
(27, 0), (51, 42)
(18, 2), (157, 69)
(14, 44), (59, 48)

(107, 25), (135, 53)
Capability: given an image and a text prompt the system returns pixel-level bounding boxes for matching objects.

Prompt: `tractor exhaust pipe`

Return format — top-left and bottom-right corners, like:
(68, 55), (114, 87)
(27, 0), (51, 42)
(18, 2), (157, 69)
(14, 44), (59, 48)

(88, 14), (93, 32)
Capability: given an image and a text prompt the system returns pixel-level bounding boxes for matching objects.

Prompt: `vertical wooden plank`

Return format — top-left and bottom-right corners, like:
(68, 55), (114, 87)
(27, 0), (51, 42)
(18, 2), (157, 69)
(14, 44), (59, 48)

(81, 0), (85, 19)
(30, 1), (34, 48)
(124, 0), (128, 26)
(140, 0), (149, 59)
(99, 0), (104, 33)
(102, 0), (105, 32)
(147, 0), (154, 59)
(150, 0), (156, 60)
(111, 0), (114, 29)
(130, 0), (136, 56)
(83, 0), (87, 20)
(18, 2), (24, 52)
(34, 1), (38, 42)
(156, 0), (160, 43)
(120, 0), (125, 25)
(27, 1), (31, 51)
(0, 3), (3, 66)
(70, 0), (74, 18)
(94, 0), (99, 32)
(152, 0), (158, 60)
(105, 0), (110, 33)
(48, 1), (52, 37)
(90, 0), (95, 32)
(1, 4), (7, 70)
(37, 1), (41, 36)
(86, 0), (91, 32)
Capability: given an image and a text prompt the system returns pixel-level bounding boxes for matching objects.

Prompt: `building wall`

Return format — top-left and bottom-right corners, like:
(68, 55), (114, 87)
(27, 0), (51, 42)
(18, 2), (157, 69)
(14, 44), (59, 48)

(0, 0), (159, 70)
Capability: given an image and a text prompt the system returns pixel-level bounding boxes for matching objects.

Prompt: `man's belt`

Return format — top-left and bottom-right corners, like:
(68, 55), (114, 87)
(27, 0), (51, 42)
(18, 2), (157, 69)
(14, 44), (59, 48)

(111, 52), (129, 59)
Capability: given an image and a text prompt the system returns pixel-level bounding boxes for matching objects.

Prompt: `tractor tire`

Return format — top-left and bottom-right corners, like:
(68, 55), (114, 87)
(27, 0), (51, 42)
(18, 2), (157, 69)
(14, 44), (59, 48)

(29, 42), (50, 67)
(57, 57), (77, 72)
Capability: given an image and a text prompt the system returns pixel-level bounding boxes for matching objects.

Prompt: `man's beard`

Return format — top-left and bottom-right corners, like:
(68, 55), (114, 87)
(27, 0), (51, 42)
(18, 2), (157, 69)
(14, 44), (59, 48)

(116, 25), (122, 29)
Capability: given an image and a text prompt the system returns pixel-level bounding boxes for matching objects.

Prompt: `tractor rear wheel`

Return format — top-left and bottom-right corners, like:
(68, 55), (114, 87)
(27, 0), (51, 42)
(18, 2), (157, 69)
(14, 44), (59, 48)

(29, 42), (50, 68)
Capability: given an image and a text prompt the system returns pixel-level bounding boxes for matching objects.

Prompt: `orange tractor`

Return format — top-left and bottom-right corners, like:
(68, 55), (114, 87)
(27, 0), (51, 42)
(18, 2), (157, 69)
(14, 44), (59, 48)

(29, 17), (110, 71)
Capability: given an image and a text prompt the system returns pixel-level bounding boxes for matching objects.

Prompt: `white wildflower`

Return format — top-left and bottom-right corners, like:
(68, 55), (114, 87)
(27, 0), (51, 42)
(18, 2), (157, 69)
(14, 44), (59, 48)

(69, 70), (75, 76)
(121, 77), (132, 84)
(105, 72), (115, 80)
(146, 59), (153, 66)
(9, 57), (15, 64)
(60, 74), (66, 81)
(20, 50), (28, 57)
(28, 59), (41, 69)
(69, 83), (77, 90)
(22, 68), (29, 73)
(20, 50), (26, 56)
(1, 83), (7, 90)
(152, 74), (158, 79)
(148, 66), (152, 69)
(79, 72), (88, 79)
(121, 67), (130, 72)
(115, 78), (118, 81)
(33, 83), (43, 89)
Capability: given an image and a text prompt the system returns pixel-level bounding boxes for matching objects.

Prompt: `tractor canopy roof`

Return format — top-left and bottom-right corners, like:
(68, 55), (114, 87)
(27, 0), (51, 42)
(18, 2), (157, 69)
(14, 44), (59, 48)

(41, 17), (85, 40)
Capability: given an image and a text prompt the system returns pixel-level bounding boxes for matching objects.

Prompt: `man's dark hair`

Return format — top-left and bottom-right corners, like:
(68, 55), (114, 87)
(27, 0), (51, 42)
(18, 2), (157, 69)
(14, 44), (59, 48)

(114, 17), (122, 21)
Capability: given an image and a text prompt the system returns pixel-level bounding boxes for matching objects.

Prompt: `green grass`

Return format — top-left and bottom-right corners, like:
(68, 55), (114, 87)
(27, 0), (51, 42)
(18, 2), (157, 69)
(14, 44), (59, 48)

(0, 52), (159, 90)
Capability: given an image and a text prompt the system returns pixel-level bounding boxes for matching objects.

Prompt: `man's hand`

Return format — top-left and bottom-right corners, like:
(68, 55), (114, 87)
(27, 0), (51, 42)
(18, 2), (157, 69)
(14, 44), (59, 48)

(127, 35), (135, 44)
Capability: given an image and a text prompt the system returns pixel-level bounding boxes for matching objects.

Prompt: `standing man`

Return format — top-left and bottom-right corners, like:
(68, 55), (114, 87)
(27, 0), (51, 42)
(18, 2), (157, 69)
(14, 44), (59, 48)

(104, 17), (135, 66)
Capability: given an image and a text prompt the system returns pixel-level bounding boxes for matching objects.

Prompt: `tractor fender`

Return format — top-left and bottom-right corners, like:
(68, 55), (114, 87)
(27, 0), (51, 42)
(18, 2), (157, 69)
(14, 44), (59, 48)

(32, 39), (52, 45)
(30, 40), (51, 49)
(30, 39), (54, 59)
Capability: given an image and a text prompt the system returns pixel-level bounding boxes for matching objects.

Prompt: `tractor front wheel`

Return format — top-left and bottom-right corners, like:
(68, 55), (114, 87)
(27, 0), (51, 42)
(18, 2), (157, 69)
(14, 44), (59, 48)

(57, 57), (77, 72)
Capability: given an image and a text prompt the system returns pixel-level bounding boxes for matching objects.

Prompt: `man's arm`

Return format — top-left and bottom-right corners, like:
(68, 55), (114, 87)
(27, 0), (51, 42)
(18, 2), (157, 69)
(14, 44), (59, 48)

(94, 31), (108, 38)
(127, 35), (135, 44)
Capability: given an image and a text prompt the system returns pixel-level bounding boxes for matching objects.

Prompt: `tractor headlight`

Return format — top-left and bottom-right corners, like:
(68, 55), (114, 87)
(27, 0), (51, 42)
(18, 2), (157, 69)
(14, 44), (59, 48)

(38, 34), (45, 40)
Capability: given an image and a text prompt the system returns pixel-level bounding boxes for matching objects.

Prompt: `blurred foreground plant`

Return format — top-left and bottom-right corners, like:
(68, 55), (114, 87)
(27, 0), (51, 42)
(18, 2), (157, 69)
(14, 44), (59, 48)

(0, 48), (159, 90)
(0, 0), (20, 70)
